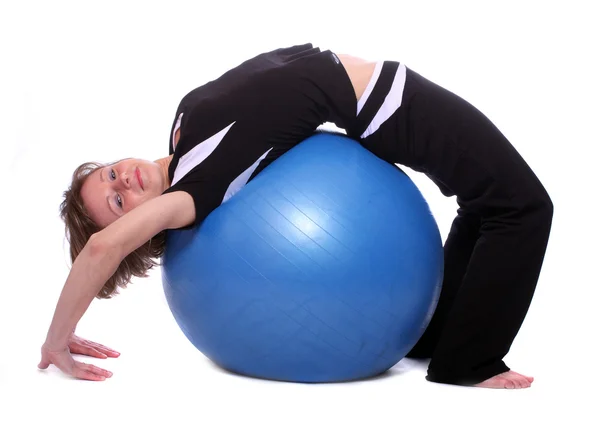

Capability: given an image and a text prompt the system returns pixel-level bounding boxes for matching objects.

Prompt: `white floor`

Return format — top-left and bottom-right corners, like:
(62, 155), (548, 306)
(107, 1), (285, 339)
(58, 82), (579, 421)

(1, 274), (598, 428)
(2, 267), (598, 428)
(2, 1), (599, 427)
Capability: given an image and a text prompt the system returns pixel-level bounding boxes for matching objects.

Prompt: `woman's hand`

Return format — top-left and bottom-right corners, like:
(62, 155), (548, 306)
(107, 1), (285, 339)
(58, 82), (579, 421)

(39, 192), (194, 381)
(69, 334), (120, 359)
(38, 343), (113, 381)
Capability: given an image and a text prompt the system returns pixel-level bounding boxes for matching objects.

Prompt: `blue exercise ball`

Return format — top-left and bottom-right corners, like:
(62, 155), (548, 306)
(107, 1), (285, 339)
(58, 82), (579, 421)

(162, 132), (443, 383)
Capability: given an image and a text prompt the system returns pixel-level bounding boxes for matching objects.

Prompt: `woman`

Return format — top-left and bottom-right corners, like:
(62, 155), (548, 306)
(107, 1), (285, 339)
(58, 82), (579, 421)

(38, 43), (553, 389)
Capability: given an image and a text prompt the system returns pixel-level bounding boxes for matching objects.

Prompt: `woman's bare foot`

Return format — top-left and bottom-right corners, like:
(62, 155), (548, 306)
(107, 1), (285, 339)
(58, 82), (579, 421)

(475, 370), (534, 389)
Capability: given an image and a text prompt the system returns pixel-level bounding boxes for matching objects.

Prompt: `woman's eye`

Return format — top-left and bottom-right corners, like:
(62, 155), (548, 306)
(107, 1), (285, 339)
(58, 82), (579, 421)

(110, 169), (116, 180)
(116, 194), (123, 208)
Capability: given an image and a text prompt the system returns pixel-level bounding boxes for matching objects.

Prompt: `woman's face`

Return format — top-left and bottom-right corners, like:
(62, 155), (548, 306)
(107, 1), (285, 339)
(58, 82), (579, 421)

(81, 158), (168, 228)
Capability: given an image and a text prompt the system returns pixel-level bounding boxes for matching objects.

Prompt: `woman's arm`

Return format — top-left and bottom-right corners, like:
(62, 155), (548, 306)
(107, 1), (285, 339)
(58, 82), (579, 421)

(39, 191), (195, 380)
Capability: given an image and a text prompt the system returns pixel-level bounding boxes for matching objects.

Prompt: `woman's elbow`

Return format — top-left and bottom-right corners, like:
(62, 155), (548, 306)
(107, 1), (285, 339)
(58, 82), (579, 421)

(87, 232), (122, 260)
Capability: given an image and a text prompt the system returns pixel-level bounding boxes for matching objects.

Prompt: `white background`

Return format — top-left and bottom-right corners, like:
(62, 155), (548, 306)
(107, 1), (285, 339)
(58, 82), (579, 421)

(1, 0), (599, 427)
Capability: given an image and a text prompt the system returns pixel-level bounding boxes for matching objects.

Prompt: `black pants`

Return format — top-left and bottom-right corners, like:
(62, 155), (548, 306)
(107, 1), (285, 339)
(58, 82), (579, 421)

(360, 67), (554, 385)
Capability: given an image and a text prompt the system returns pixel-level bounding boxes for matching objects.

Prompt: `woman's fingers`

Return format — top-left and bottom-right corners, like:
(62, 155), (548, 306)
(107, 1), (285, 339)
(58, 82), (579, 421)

(89, 342), (120, 357)
(38, 356), (50, 369)
(77, 339), (120, 358)
(85, 347), (108, 358)
(38, 344), (115, 381)
(102, 348), (120, 357)
(38, 346), (55, 369)
(74, 362), (113, 381)
(70, 343), (108, 359)
(85, 363), (113, 378)
(76, 370), (106, 381)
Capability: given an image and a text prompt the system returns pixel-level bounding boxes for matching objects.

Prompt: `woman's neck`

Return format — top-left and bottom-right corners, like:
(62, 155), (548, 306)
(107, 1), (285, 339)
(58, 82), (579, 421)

(155, 154), (174, 191)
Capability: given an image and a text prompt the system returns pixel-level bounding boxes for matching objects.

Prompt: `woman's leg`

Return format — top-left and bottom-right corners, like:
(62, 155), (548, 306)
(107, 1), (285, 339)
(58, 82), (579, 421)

(406, 205), (481, 358)
(359, 66), (554, 385)
(426, 187), (553, 385)
(404, 70), (554, 385)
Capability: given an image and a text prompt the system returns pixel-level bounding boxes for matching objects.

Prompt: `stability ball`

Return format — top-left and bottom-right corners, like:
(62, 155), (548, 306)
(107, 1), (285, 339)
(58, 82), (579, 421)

(162, 132), (443, 383)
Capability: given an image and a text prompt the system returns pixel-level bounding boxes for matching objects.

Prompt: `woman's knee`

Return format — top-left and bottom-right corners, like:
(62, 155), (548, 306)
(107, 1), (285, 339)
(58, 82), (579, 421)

(522, 185), (554, 239)
(533, 185), (554, 223)
(516, 174), (554, 220)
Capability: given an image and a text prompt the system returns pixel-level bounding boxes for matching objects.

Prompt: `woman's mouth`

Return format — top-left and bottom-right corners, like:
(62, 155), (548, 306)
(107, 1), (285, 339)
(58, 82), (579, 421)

(135, 167), (144, 190)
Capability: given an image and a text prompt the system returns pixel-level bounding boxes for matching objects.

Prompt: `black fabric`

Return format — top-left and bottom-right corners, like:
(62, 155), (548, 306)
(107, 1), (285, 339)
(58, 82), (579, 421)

(352, 61), (399, 138)
(163, 43), (356, 226)
(361, 67), (554, 385)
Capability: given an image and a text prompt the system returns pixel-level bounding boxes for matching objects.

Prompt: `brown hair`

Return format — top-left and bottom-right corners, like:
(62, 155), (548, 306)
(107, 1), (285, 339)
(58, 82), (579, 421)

(60, 161), (166, 299)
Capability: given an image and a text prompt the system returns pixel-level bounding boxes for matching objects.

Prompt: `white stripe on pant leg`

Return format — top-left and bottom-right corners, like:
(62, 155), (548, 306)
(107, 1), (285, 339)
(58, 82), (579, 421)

(357, 61), (384, 115)
(361, 64), (407, 139)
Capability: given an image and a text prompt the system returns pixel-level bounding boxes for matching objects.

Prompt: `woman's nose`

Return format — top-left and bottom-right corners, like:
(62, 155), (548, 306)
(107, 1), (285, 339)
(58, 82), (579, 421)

(119, 172), (131, 189)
